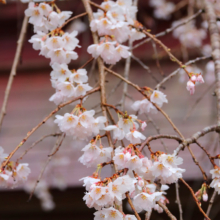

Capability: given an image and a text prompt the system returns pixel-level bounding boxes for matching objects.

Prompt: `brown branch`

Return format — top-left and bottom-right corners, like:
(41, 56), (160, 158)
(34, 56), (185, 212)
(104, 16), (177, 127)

(16, 133), (62, 164)
(151, 40), (164, 76)
(184, 81), (216, 120)
(186, 145), (208, 181)
(139, 134), (182, 152)
(79, 57), (94, 69)
(103, 103), (124, 116)
(126, 192), (141, 220)
(28, 134), (65, 201)
(59, 12), (88, 29)
(0, 87), (100, 171)
(203, 0), (220, 125)
(131, 54), (163, 87)
(89, 0), (106, 12)
(180, 178), (211, 220)
(132, 9), (203, 50)
(0, 15), (28, 131)
(176, 124), (220, 153)
(206, 190), (217, 219)
(48, 133), (66, 156)
(145, 114), (168, 152)
(139, 28), (189, 77)
(155, 55), (211, 90)
(157, 201), (177, 220)
(195, 141), (216, 167)
(175, 182), (183, 220)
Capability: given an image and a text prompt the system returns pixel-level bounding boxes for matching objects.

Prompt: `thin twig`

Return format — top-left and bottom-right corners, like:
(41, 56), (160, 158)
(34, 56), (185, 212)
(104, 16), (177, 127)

(155, 56), (212, 90)
(59, 12), (88, 29)
(151, 40), (164, 76)
(132, 9), (203, 50)
(104, 67), (185, 139)
(126, 192), (141, 220)
(145, 114), (168, 152)
(16, 133), (62, 164)
(0, 87), (100, 171)
(121, 40), (132, 111)
(157, 201), (177, 220)
(180, 178), (211, 220)
(139, 134), (182, 152)
(184, 81), (216, 120)
(175, 182), (183, 220)
(79, 57), (94, 69)
(48, 133), (66, 156)
(186, 145), (208, 180)
(28, 134), (65, 201)
(131, 54), (163, 87)
(175, 124), (220, 153)
(206, 190), (217, 219)
(0, 15), (28, 131)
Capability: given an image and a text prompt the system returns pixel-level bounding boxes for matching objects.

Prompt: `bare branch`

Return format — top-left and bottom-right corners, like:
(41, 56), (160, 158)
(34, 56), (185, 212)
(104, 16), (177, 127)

(0, 15), (29, 131)
(132, 9), (203, 50)
(16, 133), (62, 164)
(0, 87), (100, 171)
(157, 201), (177, 220)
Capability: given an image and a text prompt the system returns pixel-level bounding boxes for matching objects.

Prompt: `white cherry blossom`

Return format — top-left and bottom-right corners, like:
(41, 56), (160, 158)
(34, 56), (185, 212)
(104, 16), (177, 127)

(150, 90), (168, 108)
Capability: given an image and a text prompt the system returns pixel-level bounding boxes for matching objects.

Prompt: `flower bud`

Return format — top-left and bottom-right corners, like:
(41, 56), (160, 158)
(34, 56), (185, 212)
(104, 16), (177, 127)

(141, 121), (147, 131)
(191, 75), (197, 82)
(186, 80), (195, 95)
(203, 192), (208, 202)
(197, 74), (204, 83)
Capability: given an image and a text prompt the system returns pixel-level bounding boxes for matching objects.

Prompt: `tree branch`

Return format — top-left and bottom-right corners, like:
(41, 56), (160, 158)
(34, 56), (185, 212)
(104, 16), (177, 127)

(0, 15), (29, 131)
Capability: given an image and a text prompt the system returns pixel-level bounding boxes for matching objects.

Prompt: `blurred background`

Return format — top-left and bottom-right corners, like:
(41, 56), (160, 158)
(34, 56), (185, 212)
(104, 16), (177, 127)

(0, 0), (219, 219)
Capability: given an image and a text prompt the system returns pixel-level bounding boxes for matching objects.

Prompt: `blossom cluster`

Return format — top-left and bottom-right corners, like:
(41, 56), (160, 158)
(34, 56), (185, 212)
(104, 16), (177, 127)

(186, 73), (204, 95)
(131, 90), (168, 115)
(104, 114), (146, 144)
(25, 2), (72, 34)
(87, 0), (145, 64)
(210, 165), (220, 194)
(81, 170), (170, 217)
(0, 147), (30, 188)
(113, 146), (185, 184)
(149, 0), (175, 20)
(79, 142), (112, 168)
(55, 109), (106, 141)
(49, 63), (92, 105)
(26, 2), (79, 65)
(172, 20), (206, 49)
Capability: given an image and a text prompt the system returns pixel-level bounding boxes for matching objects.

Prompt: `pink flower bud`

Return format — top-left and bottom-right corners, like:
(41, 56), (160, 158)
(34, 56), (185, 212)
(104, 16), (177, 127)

(191, 75), (197, 82)
(141, 121), (147, 131)
(197, 74), (204, 83)
(186, 80), (195, 95)
(138, 178), (144, 187)
(203, 192), (208, 202)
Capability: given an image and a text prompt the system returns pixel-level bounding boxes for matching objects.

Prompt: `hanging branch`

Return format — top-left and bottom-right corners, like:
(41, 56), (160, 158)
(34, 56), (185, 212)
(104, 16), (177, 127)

(16, 132), (62, 164)
(180, 178), (211, 220)
(132, 9), (203, 50)
(206, 190), (217, 219)
(155, 55), (212, 90)
(157, 201), (177, 220)
(0, 15), (29, 131)
(28, 134), (65, 201)
(0, 87), (100, 171)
